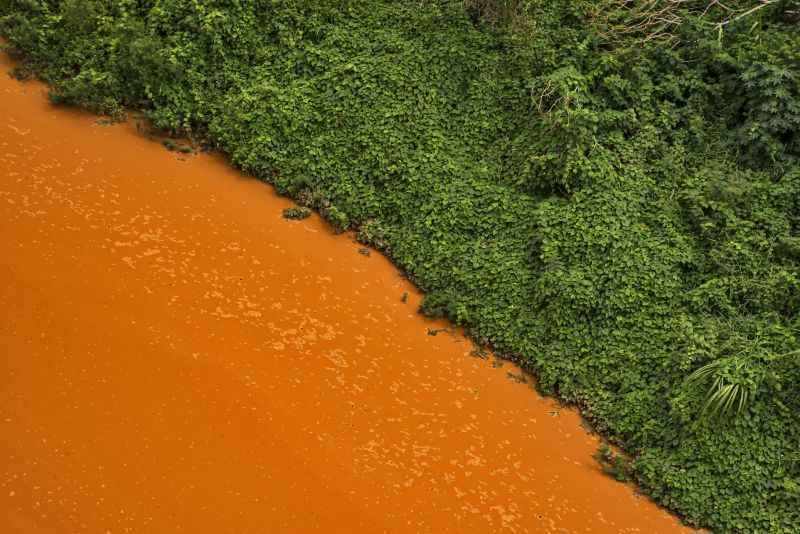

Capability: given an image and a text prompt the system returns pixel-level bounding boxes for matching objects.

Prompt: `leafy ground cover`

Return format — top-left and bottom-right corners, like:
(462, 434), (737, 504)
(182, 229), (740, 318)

(1, 0), (798, 530)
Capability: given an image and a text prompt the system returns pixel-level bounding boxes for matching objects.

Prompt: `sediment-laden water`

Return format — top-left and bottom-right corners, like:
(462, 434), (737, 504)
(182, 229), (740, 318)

(0, 53), (689, 533)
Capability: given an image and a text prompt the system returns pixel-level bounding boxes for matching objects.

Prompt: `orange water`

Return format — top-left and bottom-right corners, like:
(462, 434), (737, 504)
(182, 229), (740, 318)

(0, 53), (690, 533)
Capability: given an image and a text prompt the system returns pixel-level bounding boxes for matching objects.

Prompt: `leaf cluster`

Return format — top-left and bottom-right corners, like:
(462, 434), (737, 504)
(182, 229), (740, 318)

(1, 0), (798, 530)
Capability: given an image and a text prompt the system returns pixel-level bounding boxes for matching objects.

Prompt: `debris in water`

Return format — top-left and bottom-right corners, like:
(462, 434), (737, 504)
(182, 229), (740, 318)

(282, 206), (311, 220)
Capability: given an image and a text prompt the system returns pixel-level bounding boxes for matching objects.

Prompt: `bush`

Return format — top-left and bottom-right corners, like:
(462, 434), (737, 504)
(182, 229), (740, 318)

(282, 206), (312, 220)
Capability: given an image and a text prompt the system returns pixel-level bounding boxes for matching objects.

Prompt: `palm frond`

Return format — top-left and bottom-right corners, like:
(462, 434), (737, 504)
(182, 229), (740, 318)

(685, 357), (754, 421)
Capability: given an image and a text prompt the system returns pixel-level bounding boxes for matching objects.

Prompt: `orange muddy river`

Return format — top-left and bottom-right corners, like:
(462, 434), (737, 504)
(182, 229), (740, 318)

(0, 52), (689, 533)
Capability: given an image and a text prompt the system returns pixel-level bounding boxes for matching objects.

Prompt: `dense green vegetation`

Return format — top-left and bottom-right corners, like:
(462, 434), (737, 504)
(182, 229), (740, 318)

(1, 0), (798, 530)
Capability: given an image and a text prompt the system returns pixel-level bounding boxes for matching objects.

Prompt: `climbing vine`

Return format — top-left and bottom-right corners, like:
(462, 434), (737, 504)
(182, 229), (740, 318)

(1, 0), (798, 530)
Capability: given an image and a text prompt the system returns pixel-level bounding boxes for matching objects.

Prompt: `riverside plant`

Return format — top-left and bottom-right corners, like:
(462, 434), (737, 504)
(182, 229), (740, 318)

(1, 0), (797, 530)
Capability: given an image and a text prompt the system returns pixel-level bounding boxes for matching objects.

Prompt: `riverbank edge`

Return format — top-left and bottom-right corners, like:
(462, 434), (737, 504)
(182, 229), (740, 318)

(0, 39), (703, 531)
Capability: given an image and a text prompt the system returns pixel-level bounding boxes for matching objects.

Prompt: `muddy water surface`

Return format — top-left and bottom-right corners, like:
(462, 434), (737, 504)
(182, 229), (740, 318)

(0, 53), (689, 533)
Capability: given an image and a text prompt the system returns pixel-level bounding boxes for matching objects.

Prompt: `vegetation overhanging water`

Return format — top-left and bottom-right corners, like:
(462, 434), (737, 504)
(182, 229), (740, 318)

(1, 1), (798, 531)
(0, 49), (691, 533)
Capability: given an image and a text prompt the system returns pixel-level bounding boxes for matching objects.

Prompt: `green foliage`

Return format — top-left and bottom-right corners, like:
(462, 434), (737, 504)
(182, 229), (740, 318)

(282, 206), (312, 220)
(595, 443), (632, 482)
(2, 0), (798, 531)
(685, 357), (760, 420)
